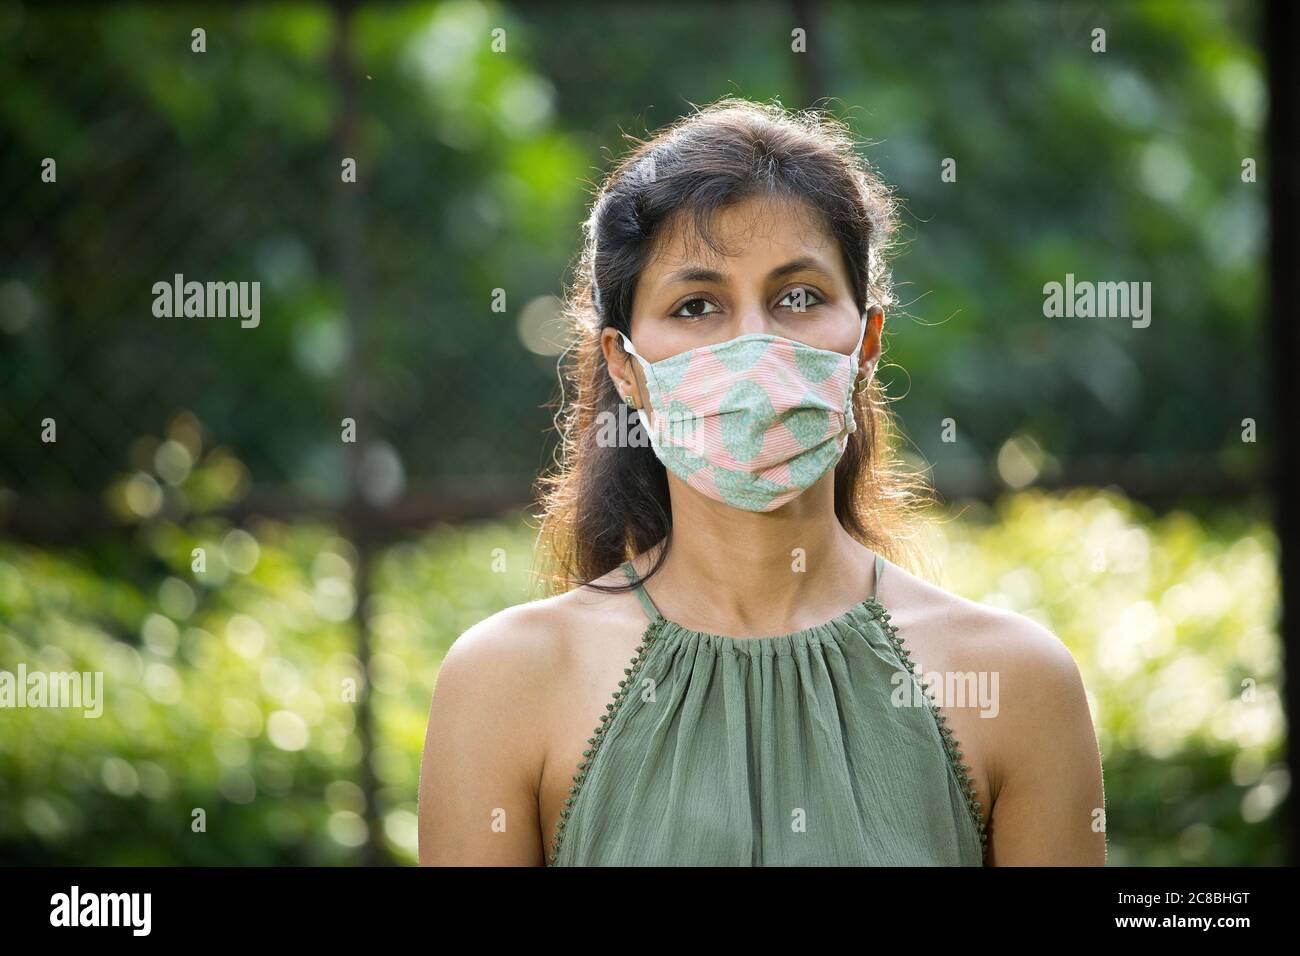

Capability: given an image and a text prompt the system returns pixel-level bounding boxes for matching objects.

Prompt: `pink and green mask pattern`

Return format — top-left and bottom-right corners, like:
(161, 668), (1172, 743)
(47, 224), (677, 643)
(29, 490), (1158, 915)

(619, 314), (870, 512)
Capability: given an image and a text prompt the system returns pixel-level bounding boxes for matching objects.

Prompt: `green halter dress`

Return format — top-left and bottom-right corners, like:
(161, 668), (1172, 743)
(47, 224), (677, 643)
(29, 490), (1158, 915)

(547, 552), (989, 866)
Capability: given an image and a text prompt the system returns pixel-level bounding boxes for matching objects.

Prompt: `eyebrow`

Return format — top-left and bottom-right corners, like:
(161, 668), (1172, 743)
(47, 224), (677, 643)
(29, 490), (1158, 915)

(662, 256), (836, 286)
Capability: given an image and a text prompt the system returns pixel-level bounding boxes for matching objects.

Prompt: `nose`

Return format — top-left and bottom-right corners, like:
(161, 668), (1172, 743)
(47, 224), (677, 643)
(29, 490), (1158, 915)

(733, 302), (775, 339)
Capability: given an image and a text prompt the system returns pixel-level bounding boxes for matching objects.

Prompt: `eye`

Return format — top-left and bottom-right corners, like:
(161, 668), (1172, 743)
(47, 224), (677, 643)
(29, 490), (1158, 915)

(778, 287), (824, 312)
(670, 297), (720, 320)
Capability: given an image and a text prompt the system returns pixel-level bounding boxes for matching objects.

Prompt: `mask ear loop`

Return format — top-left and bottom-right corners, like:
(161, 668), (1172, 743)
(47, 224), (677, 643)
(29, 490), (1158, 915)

(842, 313), (874, 435)
(617, 331), (653, 420)
(851, 312), (874, 392)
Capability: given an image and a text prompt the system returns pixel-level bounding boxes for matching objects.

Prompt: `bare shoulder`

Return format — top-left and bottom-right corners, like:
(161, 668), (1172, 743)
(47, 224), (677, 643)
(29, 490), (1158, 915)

(422, 598), (572, 812)
(878, 558), (1104, 864)
(437, 592), (568, 693)
(418, 571), (649, 864)
(437, 568), (649, 712)
(878, 555), (1098, 807)
(879, 555), (1086, 694)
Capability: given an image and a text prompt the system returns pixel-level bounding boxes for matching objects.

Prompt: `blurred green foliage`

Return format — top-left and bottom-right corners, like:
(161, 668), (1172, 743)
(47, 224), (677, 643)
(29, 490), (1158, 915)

(931, 489), (1281, 865)
(0, 477), (1280, 864)
(0, 0), (1267, 506)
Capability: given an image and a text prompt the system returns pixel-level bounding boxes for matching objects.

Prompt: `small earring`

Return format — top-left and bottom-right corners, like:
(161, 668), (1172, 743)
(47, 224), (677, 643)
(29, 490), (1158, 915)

(623, 392), (638, 409)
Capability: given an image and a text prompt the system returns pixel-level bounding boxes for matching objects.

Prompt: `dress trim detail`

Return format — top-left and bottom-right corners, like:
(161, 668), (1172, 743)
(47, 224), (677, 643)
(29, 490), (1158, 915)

(866, 597), (990, 859)
(546, 617), (662, 866)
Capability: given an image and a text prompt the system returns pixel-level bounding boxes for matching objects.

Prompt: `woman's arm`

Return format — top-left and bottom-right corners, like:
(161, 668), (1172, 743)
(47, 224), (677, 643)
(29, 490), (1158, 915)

(984, 618), (1107, 865)
(418, 606), (552, 865)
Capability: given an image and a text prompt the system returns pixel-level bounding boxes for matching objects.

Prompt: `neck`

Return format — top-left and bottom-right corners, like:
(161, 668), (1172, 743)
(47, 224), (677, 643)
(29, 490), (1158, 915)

(647, 473), (872, 636)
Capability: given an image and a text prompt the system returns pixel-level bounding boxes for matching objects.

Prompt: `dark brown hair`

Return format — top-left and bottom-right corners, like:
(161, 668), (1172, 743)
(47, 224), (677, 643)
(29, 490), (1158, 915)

(534, 97), (936, 596)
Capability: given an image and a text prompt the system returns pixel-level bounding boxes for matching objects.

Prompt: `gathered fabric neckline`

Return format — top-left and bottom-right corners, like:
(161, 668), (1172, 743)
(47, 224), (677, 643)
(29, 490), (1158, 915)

(545, 551), (990, 866)
(635, 599), (886, 655)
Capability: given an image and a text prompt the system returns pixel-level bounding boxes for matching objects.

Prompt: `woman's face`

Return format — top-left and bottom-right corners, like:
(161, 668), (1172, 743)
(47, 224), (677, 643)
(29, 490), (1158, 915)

(602, 193), (882, 417)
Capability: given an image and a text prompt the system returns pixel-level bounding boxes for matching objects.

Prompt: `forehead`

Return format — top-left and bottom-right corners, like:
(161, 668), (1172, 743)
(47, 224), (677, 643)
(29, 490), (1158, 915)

(642, 193), (840, 280)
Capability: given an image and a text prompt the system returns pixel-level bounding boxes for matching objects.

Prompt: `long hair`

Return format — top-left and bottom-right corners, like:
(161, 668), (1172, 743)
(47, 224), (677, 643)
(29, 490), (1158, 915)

(533, 96), (937, 596)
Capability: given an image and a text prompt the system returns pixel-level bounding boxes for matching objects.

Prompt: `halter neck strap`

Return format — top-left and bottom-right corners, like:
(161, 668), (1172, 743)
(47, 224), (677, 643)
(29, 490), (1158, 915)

(620, 561), (663, 621)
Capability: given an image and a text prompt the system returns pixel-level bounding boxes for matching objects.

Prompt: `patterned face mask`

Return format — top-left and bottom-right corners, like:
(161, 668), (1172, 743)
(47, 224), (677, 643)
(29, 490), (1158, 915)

(618, 313), (871, 512)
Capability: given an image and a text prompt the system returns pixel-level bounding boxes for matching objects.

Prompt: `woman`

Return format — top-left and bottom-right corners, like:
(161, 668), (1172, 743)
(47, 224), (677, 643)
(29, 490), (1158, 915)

(418, 98), (1106, 866)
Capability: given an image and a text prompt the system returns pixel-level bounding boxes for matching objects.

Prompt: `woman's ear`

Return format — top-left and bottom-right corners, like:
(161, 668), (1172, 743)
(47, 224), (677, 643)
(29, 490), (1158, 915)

(600, 327), (641, 405)
(859, 305), (884, 379)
